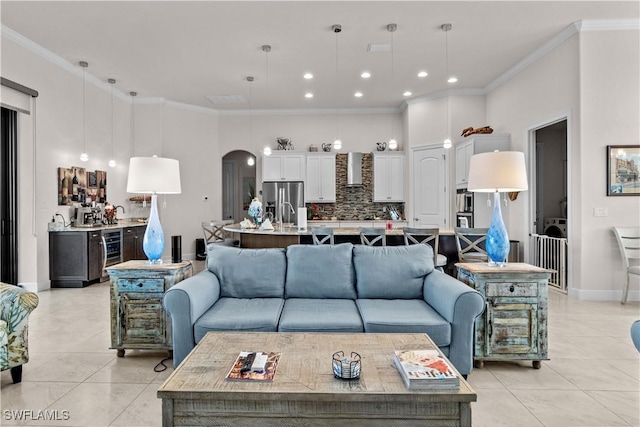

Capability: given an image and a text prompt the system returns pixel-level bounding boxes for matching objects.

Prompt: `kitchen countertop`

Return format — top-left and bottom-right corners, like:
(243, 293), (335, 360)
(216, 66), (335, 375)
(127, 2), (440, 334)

(48, 221), (147, 232)
(224, 223), (455, 236)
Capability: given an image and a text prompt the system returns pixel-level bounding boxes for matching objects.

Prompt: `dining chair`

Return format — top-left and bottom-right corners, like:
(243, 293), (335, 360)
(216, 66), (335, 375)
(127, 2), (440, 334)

(360, 227), (386, 246)
(403, 227), (447, 270)
(612, 226), (640, 304)
(454, 227), (489, 263)
(311, 227), (335, 245)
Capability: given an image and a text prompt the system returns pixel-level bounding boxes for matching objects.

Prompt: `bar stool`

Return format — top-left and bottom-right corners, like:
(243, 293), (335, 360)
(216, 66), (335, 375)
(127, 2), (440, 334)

(454, 227), (489, 263)
(201, 220), (238, 248)
(311, 227), (335, 245)
(403, 227), (447, 271)
(360, 227), (386, 246)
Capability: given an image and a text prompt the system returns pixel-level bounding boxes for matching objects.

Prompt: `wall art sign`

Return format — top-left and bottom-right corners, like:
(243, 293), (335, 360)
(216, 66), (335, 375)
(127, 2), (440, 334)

(58, 167), (107, 205)
(607, 145), (640, 196)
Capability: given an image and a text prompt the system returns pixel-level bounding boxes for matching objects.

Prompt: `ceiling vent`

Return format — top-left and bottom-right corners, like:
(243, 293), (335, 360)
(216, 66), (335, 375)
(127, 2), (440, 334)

(367, 43), (392, 52)
(206, 95), (247, 104)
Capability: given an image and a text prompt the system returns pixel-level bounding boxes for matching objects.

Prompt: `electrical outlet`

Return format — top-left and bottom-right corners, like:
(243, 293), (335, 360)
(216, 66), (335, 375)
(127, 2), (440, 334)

(593, 207), (608, 217)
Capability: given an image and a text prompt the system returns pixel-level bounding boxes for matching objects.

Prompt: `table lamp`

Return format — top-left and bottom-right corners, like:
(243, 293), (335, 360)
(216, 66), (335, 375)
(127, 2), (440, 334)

(126, 156), (181, 263)
(467, 151), (528, 266)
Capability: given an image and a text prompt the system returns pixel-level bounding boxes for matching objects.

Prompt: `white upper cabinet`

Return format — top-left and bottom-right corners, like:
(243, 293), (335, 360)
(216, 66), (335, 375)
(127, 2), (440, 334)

(455, 134), (511, 189)
(373, 152), (405, 202)
(262, 152), (305, 181)
(306, 153), (336, 202)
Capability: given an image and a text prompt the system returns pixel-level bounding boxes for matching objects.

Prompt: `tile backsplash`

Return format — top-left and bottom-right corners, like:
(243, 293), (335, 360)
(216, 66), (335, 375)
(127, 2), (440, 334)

(306, 153), (405, 220)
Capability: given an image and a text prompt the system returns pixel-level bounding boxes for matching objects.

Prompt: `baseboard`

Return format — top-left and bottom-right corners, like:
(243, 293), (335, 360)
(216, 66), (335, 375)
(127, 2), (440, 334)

(568, 287), (639, 302)
(17, 282), (40, 293)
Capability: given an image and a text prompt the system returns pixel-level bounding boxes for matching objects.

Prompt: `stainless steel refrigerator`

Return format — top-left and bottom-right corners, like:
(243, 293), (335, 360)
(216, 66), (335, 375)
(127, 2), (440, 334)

(262, 181), (304, 226)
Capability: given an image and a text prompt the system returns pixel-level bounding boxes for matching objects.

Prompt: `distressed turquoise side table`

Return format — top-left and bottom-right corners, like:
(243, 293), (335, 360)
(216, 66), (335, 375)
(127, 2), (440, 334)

(456, 262), (551, 369)
(107, 260), (193, 357)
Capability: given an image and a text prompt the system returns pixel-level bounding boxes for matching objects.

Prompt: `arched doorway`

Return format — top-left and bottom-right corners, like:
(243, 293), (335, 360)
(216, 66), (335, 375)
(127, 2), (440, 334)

(222, 150), (256, 222)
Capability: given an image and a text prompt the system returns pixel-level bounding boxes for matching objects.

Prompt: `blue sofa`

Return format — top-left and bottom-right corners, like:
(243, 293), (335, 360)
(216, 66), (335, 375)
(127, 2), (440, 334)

(163, 243), (485, 375)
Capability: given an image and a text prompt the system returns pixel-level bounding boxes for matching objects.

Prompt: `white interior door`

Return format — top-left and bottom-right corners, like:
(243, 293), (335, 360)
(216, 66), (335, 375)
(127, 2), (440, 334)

(412, 146), (447, 228)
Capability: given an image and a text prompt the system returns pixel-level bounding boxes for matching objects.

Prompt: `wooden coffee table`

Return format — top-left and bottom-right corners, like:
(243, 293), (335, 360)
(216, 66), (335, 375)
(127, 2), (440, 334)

(157, 332), (477, 426)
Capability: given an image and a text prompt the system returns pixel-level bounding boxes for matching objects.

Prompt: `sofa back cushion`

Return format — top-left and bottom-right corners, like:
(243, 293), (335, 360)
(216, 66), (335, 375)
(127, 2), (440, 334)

(353, 244), (434, 299)
(207, 245), (286, 298)
(285, 243), (356, 299)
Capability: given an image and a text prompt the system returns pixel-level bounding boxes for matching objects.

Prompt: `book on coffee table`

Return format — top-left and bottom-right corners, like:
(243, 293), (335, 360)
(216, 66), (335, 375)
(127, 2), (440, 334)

(225, 351), (281, 382)
(393, 350), (460, 390)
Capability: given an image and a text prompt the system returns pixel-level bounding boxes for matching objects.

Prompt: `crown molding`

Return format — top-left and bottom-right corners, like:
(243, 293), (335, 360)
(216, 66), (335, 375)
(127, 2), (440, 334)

(578, 18), (640, 32)
(217, 107), (400, 116)
(485, 19), (639, 93)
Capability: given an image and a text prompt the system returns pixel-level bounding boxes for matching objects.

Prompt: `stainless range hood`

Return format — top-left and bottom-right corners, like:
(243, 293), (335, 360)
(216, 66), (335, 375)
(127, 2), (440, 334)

(347, 152), (363, 187)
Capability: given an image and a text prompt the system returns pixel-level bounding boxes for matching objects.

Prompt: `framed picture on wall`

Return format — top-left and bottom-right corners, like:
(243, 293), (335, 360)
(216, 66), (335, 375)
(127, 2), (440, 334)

(607, 145), (640, 196)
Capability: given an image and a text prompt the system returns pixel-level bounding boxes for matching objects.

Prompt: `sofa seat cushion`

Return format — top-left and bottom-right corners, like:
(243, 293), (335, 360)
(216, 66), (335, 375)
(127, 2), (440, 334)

(353, 245), (434, 299)
(278, 299), (363, 333)
(285, 243), (356, 299)
(207, 245), (286, 298)
(356, 299), (451, 347)
(194, 298), (284, 342)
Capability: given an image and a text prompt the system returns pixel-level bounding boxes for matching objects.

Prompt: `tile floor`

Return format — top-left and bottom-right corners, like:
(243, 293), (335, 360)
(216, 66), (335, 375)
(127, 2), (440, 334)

(1, 266), (639, 426)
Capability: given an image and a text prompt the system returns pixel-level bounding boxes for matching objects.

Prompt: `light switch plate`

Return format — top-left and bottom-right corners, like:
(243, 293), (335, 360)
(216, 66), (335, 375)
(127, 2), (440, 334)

(593, 207), (608, 217)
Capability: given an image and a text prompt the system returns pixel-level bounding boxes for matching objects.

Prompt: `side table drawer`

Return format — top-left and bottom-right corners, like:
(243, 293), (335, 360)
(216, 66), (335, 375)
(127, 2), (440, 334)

(117, 278), (164, 293)
(486, 282), (538, 297)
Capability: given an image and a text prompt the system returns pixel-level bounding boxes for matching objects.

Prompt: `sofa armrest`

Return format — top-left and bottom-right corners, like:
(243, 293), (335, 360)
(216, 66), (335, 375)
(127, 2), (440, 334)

(423, 270), (485, 375)
(163, 270), (220, 367)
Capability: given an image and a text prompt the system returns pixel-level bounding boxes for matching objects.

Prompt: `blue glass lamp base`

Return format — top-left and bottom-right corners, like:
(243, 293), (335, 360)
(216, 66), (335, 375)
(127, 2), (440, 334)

(486, 192), (510, 267)
(143, 194), (165, 264)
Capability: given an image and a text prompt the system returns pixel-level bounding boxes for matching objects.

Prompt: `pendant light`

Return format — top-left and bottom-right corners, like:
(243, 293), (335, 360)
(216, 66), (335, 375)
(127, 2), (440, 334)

(387, 23), (398, 151)
(261, 45), (272, 156)
(442, 24), (453, 149)
(108, 78), (117, 167)
(332, 24), (342, 151)
(79, 61), (89, 161)
(247, 76), (256, 166)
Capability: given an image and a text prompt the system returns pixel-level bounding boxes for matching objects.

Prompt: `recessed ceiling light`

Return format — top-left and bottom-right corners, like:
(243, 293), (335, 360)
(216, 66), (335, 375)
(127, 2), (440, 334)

(448, 76), (458, 83)
(361, 72), (371, 79)
(354, 92), (363, 98)
(403, 91), (412, 97)
(303, 73), (313, 79)
(305, 92), (314, 98)
(417, 71), (428, 78)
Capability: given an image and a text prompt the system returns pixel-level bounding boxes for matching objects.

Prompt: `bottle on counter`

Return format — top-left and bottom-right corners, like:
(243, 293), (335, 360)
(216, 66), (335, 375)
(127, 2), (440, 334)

(71, 170), (79, 202)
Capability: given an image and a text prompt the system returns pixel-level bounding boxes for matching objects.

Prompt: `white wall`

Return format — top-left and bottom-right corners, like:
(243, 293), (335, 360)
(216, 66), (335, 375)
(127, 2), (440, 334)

(577, 28), (640, 299)
(486, 28), (640, 299)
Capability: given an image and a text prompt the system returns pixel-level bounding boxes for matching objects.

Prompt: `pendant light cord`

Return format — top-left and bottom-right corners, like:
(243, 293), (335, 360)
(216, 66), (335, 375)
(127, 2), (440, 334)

(82, 64), (86, 155)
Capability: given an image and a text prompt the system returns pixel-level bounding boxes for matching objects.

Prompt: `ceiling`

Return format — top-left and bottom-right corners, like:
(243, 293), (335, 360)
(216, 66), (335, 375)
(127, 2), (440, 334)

(1, 1), (638, 111)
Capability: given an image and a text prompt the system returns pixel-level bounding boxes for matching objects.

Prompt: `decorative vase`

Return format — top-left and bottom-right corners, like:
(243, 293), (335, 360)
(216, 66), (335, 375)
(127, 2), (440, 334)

(486, 192), (510, 266)
(143, 194), (165, 263)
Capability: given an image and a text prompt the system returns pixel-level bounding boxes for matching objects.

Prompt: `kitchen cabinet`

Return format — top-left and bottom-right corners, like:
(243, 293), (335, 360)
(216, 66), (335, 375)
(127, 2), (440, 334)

(455, 134), (510, 189)
(262, 152), (305, 181)
(122, 225), (146, 261)
(306, 153), (336, 202)
(373, 152), (405, 202)
(456, 262), (551, 369)
(49, 230), (104, 288)
(107, 260), (193, 357)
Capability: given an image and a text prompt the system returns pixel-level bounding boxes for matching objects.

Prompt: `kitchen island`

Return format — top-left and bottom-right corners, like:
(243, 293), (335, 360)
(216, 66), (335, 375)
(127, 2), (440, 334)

(223, 222), (407, 249)
(223, 222), (459, 274)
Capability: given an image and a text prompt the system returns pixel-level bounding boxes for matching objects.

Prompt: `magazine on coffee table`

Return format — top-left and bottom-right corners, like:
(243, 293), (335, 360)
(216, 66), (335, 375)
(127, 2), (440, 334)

(393, 350), (460, 390)
(225, 351), (281, 382)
